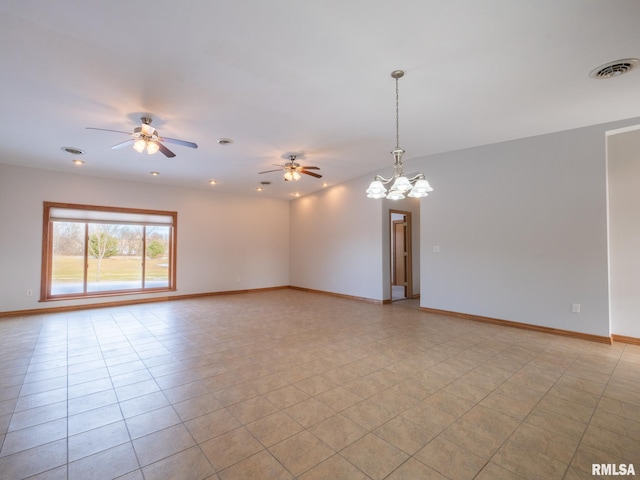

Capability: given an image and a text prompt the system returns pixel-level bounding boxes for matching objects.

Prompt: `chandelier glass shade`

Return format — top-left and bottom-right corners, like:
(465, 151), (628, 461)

(366, 70), (433, 200)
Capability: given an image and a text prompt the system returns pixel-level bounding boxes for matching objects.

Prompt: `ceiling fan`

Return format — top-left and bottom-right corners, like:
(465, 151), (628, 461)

(259, 154), (322, 181)
(86, 116), (198, 158)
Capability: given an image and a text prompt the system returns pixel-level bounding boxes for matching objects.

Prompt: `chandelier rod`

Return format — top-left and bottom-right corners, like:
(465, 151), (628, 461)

(391, 70), (404, 151)
(395, 74), (400, 150)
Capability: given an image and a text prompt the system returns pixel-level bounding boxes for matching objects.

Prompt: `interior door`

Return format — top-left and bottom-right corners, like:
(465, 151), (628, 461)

(393, 219), (407, 296)
(389, 209), (414, 302)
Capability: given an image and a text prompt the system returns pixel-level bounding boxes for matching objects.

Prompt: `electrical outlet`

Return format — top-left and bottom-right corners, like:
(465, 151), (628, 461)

(26, 289), (33, 297)
(571, 303), (581, 313)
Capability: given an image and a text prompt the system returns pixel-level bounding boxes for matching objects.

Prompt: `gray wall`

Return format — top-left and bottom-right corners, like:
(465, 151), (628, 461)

(418, 124), (611, 336)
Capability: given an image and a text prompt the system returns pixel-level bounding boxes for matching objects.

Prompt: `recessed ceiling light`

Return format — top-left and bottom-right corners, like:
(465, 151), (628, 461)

(61, 147), (85, 155)
(590, 58), (639, 79)
(292, 192), (300, 197)
(322, 182), (328, 187)
(209, 179), (218, 185)
(217, 138), (233, 145)
(72, 159), (85, 166)
(150, 171), (160, 176)
(256, 187), (263, 192)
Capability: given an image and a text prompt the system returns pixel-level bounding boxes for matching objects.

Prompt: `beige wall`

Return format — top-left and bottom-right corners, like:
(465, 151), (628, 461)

(289, 176), (386, 300)
(0, 164), (290, 312)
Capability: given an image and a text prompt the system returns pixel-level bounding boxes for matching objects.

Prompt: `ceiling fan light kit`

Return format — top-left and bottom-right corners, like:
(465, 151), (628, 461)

(366, 70), (433, 200)
(133, 137), (160, 155)
(284, 170), (301, 182)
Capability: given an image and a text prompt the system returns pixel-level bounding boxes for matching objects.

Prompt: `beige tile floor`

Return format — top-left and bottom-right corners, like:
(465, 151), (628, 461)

(0, 289), (638, 479)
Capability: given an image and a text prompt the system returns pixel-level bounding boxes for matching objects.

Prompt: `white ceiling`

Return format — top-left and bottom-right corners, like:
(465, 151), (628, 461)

(1, 1), (639, 200)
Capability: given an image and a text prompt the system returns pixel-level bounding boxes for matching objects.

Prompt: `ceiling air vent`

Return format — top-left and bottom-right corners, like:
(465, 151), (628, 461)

(589, 58), (639, 79)
(61, 147), (85, 155)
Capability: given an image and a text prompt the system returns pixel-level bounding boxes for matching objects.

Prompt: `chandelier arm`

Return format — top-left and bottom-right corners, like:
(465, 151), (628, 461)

(407, 173), (425, 183)
(374, 174), (394, 184)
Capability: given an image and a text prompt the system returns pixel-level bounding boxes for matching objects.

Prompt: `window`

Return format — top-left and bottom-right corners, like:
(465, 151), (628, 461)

(41, 202), (177, 300)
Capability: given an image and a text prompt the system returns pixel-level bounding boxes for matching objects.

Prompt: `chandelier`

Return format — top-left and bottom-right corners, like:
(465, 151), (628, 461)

(366, 70), (433, 200)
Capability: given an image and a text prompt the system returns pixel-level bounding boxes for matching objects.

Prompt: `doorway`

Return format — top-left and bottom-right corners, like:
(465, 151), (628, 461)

(607, 124), (640, 338)
(390, 210), (412, 301)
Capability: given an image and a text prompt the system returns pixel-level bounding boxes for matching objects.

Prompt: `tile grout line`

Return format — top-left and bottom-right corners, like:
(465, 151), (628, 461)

(561, 343), (628, 480)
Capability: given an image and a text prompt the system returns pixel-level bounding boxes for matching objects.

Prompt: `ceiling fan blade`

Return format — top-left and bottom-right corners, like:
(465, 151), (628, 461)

(156, 142), (176, 158)
(161, 137), (198, 149)
(86, 127), (132, 135)
(111, 139), (135, 150)
(301, 166), (320, 170)
(258, 169), (284, 174)
(301, 170), (323, 178)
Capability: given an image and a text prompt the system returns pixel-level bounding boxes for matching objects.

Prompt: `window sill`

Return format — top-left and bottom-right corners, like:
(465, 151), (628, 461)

(41, 287), (177, 302)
